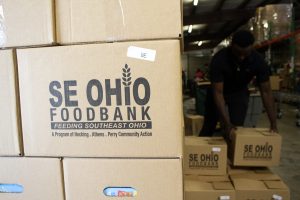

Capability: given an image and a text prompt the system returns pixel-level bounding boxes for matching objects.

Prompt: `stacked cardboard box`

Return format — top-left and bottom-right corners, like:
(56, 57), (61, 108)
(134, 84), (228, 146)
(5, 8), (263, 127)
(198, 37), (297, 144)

(184, 137), (233, 200)
(228, 128), (282, 167)
(185, 175), (236, 200)
(184, 115), (204, 136)
(184, 127), (288, 200)
(252, 4), (292, 43)
(0, 0), (183, 199)
(228, 127), (289, 200)
(228, 166), (290, 200)
(0, 1), (65, 199)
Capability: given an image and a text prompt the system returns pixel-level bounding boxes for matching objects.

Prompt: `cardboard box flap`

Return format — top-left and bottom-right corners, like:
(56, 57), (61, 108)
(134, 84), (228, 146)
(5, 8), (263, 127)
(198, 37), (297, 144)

(184, 174), (199, 180)
(235, 127), (280, 138)
(207, 137), (227, 145)
(185, 136), (226, 146)
(264, 181), (288, 189)
(227, 165), (256, 175)
(197, 176), (230, 182)
(254, 168), (272, 174)
(212, 182), (234, 190)
(184, 180), (213, 191)
(230, 173), (281, 181)
(232, 179), (267, 190)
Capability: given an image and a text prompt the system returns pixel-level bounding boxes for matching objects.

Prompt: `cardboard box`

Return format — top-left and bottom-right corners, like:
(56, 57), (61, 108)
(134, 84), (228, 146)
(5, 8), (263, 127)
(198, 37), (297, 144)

(0, 157), (64, 200)
(230, 172), (290, 200)
(0, 0), (55, 48)
(17, 40), (183, 157)
(184, 137), (227, 175)
(0, 50), (22, 156)
(185, 175), (236, 200)
(227, 164), (272, 175)
(184, 115), (203, 136)
(270, 76), (282, 91)
(55, 0), (182, 44)
(63, 158), (183, 200)
(229, 128), (282, 167)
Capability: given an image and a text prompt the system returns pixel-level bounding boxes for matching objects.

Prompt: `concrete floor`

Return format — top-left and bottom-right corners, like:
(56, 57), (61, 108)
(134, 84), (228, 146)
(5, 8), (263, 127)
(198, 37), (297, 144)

(256, 104), (300, 200)
(184, 98), (300, 200)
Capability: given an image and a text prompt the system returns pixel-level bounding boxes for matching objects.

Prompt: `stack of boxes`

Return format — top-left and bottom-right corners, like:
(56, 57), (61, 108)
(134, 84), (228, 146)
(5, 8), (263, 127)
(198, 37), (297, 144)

(252, 4), (292, 44)
(184, 128), (290, 200)
(0, 0), (183, 199)
(184, 136), (234, 200)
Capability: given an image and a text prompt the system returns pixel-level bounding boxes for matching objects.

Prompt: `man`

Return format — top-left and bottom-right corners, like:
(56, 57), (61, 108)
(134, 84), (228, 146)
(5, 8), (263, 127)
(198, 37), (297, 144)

(199, 30), (277, 137)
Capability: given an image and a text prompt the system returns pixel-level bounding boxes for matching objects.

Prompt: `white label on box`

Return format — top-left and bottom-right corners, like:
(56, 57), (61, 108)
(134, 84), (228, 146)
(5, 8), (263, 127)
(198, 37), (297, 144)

(127, 46), (156, 62)
(272, 194), (282, 200)
(212, 147), (221, 152)
(219, 196), (230, 200)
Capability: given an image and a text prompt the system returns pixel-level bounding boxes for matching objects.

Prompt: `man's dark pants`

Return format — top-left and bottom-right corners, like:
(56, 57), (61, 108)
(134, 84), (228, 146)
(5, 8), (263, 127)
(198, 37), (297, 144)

(199, 87), (249, 137)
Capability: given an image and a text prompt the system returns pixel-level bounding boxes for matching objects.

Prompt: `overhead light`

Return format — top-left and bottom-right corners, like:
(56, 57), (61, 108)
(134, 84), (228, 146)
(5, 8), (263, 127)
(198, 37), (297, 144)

(263, 22), (269, 29)
(198, 41), (203, 46)
(250, 26), (254, 31)
(188, 25), (193, 33)
(193, 0), (199, 6)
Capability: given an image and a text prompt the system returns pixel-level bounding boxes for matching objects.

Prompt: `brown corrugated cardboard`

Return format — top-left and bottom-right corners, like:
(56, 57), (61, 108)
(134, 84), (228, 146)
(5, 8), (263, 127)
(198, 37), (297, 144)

(63, 158), (183, 200)
(0, 0), (55, 48)
(270, 76), (281, 91)
(185, 176), (236, 200)
(229, 127), (281, 167)
(227, 164), (271, 175)
(0, 50), (22, 156)
(17, 40), (183, 157)
(184, 115), (203, 136)
(0, 157), (64, 200)
(184, 137), (227, 175)
(56, 0), (182, 44)
(231, 172), (290, 200)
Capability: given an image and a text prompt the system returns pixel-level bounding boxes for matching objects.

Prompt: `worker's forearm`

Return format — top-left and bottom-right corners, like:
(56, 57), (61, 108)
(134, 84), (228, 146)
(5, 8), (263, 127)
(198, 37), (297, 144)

(261, 91), (277, 127)
(213, 92), (231, 127)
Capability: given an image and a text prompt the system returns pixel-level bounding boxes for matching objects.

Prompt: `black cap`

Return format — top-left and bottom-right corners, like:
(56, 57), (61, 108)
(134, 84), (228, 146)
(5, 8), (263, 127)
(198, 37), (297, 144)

(232, 30), (255, 48)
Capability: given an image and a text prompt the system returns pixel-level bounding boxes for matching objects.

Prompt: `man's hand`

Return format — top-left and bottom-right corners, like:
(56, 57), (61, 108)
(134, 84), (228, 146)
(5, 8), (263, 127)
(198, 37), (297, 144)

(270, 124), (278, 133)
(225, 123), (236, 140)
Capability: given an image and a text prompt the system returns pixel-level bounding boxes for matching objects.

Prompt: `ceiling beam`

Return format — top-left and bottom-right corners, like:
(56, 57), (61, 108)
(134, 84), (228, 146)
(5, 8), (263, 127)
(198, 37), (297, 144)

(184, 32), (225, 44)
(183, 9), (255, 25)
(184, 40), (222, 51)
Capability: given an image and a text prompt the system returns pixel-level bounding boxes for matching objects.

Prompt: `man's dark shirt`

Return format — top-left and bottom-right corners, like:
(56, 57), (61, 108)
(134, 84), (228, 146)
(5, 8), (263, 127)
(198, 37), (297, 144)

(209, 47), (270, 94)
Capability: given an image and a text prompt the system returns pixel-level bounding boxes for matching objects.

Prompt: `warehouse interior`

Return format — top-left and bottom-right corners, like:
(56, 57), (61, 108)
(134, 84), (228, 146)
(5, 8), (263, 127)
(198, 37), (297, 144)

(182, 0), (300, 200)
(0, 0), (299, 200)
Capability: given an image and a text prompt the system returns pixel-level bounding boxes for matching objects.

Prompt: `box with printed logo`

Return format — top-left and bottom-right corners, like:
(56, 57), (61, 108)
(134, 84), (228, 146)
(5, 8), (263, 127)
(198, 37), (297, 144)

(17, 40), (183, 157)
(184, 137), (227, 175)
(184, 175), (236, 200)
(0, 157), (64, 200)
(0, 50), (22, 156)
(229, 128), (281, 167)
(63, 158), (183, 200)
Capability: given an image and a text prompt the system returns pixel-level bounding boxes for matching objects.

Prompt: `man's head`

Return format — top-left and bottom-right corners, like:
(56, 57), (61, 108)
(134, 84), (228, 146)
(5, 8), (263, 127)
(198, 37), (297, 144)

(231, 30), (255, 61)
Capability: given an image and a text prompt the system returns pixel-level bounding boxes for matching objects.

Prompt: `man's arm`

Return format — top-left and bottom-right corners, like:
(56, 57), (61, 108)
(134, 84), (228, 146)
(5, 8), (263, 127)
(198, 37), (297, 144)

(259, 81), (278, 132)
(212, 82), (234, 134)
